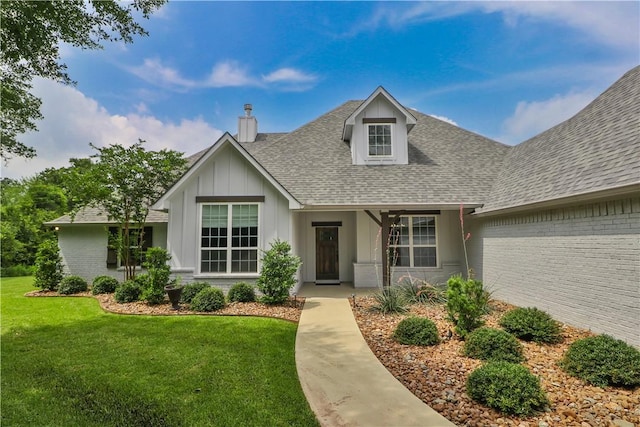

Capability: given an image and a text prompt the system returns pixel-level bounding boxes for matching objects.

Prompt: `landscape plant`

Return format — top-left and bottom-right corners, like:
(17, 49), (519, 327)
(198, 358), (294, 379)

(463, 327), (524, 363)
(467, 361), (548, 416)
(57, 275), (88, 295)
(560, 334), (640, 388)
(446, 274), (489, 338)
(191, 287), (226, 312)
(33, 239), (63, 291)
(91, 275), (119, 295)
(141, 247), (171, 305)
(369, 287), (408, 314)
(499, 307), (563, 344)
(114, 280), (142, 303)
(393, 317), (440, 346)
(398, 277), (447, 305)
(228, 282), (256, 303)
(180, 282), (210, 303)
(256, 240), (301, 305)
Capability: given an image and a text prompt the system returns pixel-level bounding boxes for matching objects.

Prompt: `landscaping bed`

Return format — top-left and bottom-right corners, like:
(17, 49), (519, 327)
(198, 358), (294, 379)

(352, 296), (640, 427)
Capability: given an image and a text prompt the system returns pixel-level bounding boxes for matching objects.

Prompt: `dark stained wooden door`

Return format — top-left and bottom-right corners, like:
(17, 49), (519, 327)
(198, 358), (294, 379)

(316, 227), (339, 282)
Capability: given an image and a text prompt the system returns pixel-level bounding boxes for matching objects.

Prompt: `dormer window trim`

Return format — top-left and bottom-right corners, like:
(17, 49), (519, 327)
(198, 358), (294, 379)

(367, 123), (394, 158)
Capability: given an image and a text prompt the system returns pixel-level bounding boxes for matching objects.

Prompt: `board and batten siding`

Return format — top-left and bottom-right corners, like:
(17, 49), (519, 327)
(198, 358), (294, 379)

(165, 143), (292, 287)
(468, 197), (640, 347)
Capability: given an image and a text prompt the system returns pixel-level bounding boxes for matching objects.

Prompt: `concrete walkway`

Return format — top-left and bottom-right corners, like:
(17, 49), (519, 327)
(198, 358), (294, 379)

(296, 297), (455, 427)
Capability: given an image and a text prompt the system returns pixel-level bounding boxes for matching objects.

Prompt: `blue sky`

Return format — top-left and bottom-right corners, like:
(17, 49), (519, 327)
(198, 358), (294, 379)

(3, 1), (639, 179)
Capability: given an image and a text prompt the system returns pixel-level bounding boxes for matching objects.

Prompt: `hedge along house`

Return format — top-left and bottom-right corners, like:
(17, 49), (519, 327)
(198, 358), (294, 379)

(47, 66), (639, 346)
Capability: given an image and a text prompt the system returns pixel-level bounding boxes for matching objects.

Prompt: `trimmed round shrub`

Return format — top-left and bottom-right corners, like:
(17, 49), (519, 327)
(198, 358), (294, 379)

(228, 282), (256, 303)
(57, 275), (88, 295)
(393, 316), (440, 346)
(191, 287), (226, 312)
(467, 361), (548, 416)
(114, 280), (142, 303)
(180, 282), (210, 303)
(560, 334), (640, 388)
(91, 276), (119, 295)
(499, 307), (563, 344)
(464, 327), (524, 363)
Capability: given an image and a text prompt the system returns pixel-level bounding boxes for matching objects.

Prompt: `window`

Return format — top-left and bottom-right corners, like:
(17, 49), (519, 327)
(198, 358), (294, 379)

(388, 216), (437, 267)
(106, 226), (153, 268)
(368, 124), (392, 156)
(200, 204), (259, 274)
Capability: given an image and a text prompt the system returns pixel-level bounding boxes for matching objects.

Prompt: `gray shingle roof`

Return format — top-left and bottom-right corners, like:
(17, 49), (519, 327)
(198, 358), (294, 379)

(479, 65), (640, 213)
(44, 206), (168, 225)
(240, 102), (510, 207)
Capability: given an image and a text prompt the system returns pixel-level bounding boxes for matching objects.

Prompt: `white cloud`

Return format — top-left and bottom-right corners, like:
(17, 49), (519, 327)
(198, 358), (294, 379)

(262, 68), (316, 84)
(206, 60), (258, 87)
(498, 91), (596, 145)
(128, 58), (196, 90)
(429, 114), (458, 127)
(1, 79), (223, 179)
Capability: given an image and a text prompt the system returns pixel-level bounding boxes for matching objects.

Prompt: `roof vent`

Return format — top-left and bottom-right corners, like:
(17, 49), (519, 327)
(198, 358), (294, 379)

(244, 103), (253, 117)
(238, 104), (257, 143)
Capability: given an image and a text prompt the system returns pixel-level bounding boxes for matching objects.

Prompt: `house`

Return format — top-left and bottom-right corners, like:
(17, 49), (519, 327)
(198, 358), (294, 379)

(47, 66), (640, 346)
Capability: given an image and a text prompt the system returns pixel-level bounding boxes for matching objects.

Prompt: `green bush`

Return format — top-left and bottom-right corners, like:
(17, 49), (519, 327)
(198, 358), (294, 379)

(467, 362), (548, 416)
(0, 264), (35, 277)
(446, 275), (490, 338)
(393, 317), (440, 346)
(256, 240), (301, 305)
(91, 276), (119, 295)
(560, 335), (640, 388)
(33, 239), (64, 291)
(114, 280), (142, 303)
(57, 275), (88, 295)
(191, 287), (226, 312)
(398, 278), (447, 305)
(180, 282), (210, 303)
(228, 282), (256, 303)
(464, 328), (524, 363)
(141, 247), (172, 305)
(499, 307), (563, 344)
(369, 287), (408, 314)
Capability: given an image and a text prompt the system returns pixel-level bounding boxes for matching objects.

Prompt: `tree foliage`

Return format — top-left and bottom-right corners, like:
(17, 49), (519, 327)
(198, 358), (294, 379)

(0, 0), (166, 160)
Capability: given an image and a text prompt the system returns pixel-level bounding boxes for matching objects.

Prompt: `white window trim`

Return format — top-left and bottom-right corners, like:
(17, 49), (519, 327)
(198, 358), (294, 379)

(366, 123), (394, 158)
(389, 215), (439, 268)
(197, 202), (262, 276)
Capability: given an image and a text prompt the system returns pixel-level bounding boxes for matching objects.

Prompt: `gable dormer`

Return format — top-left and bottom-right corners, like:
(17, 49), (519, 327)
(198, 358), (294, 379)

(343, 87), (417, 165)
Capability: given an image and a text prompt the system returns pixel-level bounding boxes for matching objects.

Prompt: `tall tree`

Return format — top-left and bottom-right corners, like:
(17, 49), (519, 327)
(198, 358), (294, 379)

(0, 0), (166, 160)
(74, 141), (187, 280)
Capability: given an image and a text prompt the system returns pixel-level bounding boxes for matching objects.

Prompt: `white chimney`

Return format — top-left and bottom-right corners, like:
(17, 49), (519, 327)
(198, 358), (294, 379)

(238, 103), (257, 143)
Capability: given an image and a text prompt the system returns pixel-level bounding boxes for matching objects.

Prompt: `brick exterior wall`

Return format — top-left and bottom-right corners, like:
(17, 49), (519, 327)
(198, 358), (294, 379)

(468, 197), (640, 347)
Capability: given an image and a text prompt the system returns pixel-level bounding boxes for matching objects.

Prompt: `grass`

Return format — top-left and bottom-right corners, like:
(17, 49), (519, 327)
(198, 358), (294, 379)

(1, 277), (319, 427)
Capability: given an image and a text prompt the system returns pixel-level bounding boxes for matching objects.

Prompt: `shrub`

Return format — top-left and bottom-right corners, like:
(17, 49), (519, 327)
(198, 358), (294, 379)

(141, 247), (172, 305)
(191, 287), (226, 312)
(33, 239), (64, 291)
(467, 361), (548, 416)
(464, 328), (524, 363)
(499, 307), (563, 344)
(0, 264), (35, 277)
(91, 276), (119, 295)
(57, 275), (88, 295)
(256, 240), (301, 305)
(398, 278), (447, 305)
(446, 275), (490, 338)
(228, 282), (256, 303)
(114, 280), (142, 303)
(393, 317), (440, 346)
(560, 335), (640, 388)
(180, 282), (210, 303)
(369, 287), (408, 314)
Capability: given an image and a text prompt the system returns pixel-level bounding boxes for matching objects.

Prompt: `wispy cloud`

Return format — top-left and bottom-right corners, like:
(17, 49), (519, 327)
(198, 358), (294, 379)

(126, 59), (319, 91)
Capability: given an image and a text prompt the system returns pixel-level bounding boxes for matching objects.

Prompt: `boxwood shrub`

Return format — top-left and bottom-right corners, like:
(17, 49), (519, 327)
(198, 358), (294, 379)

(114, 280), (142, 303)
(560, 334), (640, 388)
(228, 282), (256, 303)
(464, 327), (524, 363)
(393, 317), (440, 346)
(467, 361), (548, 416)
(91, 276), (119, 295)
(57, 275), (88, 295)
(499, 307), (563, 344)
(180, 282), (210, 303)
(191, 287), (226, 312)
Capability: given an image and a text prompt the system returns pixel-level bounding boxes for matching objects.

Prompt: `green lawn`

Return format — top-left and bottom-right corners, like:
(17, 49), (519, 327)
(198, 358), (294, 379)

(1, 277), (319, 427)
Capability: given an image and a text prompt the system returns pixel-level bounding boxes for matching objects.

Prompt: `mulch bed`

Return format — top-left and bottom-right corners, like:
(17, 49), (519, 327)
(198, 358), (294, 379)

(351, 296), (640, 427)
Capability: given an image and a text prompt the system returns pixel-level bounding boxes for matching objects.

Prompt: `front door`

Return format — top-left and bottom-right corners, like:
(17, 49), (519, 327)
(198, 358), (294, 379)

(316, 227), (339, 283)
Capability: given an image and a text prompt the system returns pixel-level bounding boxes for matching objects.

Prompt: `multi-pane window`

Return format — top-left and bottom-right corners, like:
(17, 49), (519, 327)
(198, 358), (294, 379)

(368, 124), (392, 156)
(106, 226), (153, 268)
(388, 216), (437, 267)
(200, 204), (259, 274)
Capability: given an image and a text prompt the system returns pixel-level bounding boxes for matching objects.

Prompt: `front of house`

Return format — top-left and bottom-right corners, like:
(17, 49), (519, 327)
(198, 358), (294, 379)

(48, 67), (640, 346)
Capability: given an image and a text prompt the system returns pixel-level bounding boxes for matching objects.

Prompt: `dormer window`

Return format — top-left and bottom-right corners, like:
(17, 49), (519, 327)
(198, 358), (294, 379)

(368, 124), (392, 156)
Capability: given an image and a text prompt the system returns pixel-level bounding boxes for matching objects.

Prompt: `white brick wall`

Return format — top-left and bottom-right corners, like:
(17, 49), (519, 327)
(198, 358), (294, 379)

(468, 197), (640, 347)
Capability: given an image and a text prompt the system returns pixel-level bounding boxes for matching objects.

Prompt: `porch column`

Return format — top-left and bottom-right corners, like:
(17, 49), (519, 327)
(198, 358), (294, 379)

(381, 212), (390, 289)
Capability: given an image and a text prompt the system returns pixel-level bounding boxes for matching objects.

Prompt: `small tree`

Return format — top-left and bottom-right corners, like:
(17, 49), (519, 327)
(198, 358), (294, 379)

(446, 274), (489, 338)
(33, 239), (63, 290)
(256, 240), (301, 305)
(141, 247), (171, 305)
